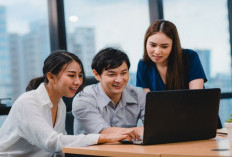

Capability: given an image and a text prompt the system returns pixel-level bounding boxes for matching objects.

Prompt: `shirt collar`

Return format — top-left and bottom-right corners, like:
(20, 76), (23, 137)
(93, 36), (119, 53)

(121, 85), (138, 106)
(96, 83), (111, 108)
(35, 83), (53, 108)
(96, 83), (137, 108)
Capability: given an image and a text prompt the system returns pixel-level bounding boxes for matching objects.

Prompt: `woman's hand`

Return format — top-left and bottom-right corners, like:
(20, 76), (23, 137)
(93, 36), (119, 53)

(98, 133), (131, 144)
(98, 127), (144, 143)
(100, 127), (137, 139)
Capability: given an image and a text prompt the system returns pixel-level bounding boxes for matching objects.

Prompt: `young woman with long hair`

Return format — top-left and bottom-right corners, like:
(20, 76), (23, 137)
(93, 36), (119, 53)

(136, 20), (207, 92)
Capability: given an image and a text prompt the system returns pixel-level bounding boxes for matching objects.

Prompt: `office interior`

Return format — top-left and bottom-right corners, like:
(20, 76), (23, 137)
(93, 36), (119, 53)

(0, 0), (232, 130)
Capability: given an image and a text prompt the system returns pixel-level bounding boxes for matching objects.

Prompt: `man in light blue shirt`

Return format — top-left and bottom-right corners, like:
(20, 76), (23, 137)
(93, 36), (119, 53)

(72, 47), (146, 139)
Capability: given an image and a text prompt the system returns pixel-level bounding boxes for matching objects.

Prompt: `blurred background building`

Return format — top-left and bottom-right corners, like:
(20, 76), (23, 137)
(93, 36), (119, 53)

(0, 0), (232, 127)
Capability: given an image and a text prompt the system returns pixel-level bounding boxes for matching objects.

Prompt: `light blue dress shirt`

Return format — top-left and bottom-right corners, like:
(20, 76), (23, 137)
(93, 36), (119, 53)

(72, 83), (146, 135)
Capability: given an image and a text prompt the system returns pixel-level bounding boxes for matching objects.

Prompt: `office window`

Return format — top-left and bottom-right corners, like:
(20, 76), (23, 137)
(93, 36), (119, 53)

(163, 0), (231, 125)
(0, 0), (50, 126)
(64, 0), (150, 84)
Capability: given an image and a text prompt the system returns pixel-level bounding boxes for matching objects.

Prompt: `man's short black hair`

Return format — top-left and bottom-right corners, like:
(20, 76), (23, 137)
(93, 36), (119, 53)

(91, 47), (130, 75)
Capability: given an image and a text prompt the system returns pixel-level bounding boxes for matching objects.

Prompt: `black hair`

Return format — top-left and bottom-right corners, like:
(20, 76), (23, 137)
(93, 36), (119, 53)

(91, 47), (130, 75)
(26, 50), (85, 91)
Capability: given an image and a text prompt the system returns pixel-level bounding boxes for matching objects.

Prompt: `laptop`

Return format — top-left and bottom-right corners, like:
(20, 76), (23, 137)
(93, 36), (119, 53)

(122, 88), (221, 145)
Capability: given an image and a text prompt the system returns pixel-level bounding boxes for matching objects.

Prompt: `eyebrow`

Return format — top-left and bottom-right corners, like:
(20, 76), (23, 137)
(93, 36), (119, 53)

(122, 69), (128, 72)
(149, 42), (170, 45)
(161, 43), (169, 45)
(107, 69), (128, 73)
(67, 70), (82, 73)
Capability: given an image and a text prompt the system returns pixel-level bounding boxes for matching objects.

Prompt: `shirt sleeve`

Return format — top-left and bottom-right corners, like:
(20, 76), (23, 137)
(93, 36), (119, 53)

(187, 50), (207, 83)
(16, 98), (100, 153)
(136, 60), (149, 88)
(72, 95), (110, 134)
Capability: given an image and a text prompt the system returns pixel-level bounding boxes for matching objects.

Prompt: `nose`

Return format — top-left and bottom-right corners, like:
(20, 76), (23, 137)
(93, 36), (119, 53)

(154, 47), (162, 55)
(115, 75), (123, 82)
(74, 77), (82, 86)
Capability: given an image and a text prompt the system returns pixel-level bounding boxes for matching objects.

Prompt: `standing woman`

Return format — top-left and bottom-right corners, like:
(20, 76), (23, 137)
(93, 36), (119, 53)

(136, 20), (207, 92)
(0, 50), (130, 156)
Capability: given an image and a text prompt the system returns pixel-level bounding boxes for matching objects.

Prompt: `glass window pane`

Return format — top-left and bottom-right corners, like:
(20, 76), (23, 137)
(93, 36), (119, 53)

(163, 0), (231, 126)
(64, 0), (150, 85)
(0, 1), (50, 126)
(220, 99), (232, 125)
(163, 0), (231, 92)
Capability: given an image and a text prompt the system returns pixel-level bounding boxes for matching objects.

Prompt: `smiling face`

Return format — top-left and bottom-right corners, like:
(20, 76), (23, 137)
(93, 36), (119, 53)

(146, 32), (173, 66)
(51, 61), (83, 98)
(94, 61), (129, 99)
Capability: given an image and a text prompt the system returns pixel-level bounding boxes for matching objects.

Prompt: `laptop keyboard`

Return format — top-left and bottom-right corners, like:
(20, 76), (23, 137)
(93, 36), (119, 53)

(132, 136), (143, 145)
(132, 139), (143, 145)
(120, 136), (143, 145)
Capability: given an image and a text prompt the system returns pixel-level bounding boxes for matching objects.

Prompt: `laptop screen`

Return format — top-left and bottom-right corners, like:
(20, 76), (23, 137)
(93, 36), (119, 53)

(143, 88), (221, 145)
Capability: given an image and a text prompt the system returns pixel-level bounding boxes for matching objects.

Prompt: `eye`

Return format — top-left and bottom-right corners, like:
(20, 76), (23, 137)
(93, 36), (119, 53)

(122, 71), (128, 75)
(78, 74), (83, 78)
(150, 43), (156, 47)
(107, 73), (115, 77)
(68, 75), (75, 78)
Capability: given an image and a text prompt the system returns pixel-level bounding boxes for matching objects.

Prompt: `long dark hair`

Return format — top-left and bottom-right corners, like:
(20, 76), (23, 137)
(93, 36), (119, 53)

(26, 50), (85, 91)
(143, 20), (185, 90)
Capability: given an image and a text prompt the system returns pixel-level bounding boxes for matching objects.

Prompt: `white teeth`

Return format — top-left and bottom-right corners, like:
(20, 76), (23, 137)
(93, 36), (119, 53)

(113, 85), (121, 87)
(70, 88), (77, 90)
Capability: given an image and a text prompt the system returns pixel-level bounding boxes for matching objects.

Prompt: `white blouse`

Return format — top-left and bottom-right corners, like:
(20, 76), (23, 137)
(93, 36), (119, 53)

(0, 83), (100, 156)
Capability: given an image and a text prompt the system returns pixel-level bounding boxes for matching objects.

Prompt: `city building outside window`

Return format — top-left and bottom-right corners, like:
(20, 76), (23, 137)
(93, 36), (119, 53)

(64, 0), (150, 85)
(0, 0), (50, 126)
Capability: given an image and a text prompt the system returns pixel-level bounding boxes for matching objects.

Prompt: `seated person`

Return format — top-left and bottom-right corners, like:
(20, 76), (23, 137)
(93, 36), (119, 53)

(72, 47), (146, 139)
(0, 50), (130, 156)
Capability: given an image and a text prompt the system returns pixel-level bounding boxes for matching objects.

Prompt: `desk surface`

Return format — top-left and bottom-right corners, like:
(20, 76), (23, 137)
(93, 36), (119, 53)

(62, 136), (232, 157)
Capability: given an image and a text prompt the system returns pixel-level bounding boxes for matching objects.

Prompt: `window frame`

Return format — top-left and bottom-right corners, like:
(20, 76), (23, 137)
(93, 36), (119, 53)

(1, 0), (232, 115)
(48, 0), (232, 99)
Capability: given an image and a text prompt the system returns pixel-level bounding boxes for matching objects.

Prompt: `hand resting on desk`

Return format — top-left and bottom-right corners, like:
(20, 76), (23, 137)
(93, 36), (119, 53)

(100, 126), (144, 141)
(98, 133), (132, 144)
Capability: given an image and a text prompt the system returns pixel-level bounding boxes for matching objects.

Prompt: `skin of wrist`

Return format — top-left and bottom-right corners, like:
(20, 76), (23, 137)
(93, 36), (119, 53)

(98, 134), (105, 144)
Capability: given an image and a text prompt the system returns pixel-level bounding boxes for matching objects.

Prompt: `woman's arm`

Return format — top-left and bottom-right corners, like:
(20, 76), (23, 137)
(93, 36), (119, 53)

(143, 88), (151, 93)
(98, 133), (131, 143)
(189, 78), (204, 89)
(100, 127), (143, 141)
(185, 49), (207, 88)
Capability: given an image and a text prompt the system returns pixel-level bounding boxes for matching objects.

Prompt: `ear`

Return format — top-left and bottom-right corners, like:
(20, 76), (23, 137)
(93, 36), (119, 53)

(46, 72), (55, 83)
(92, 69), (101, 81)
